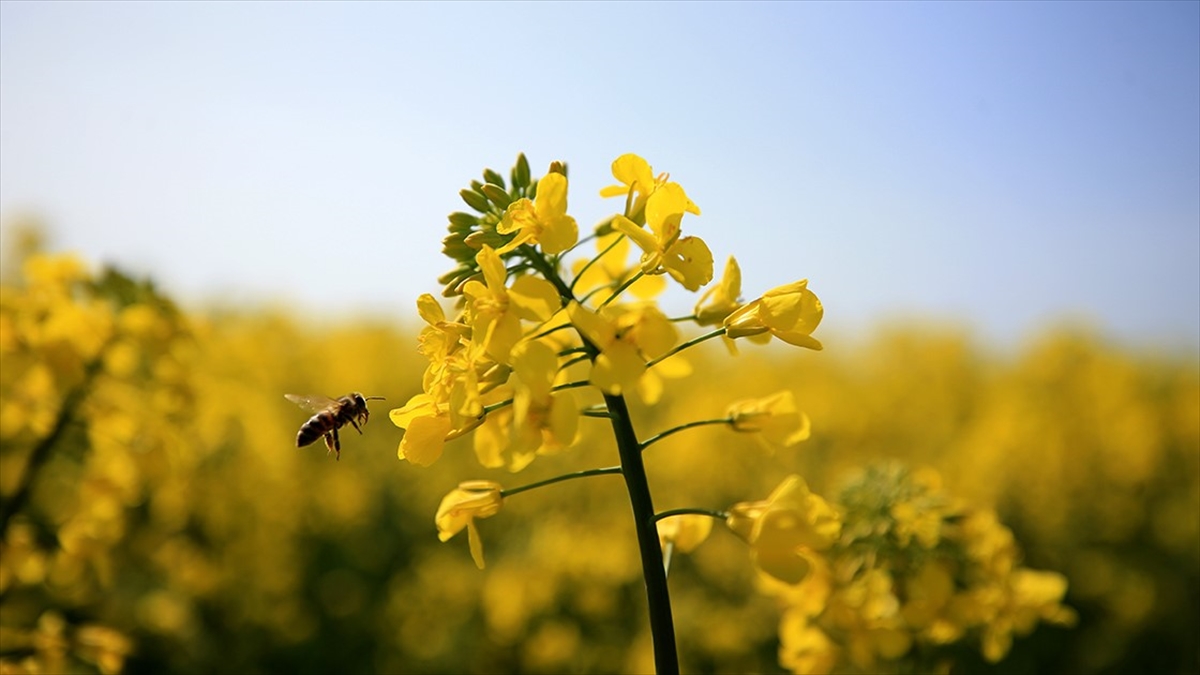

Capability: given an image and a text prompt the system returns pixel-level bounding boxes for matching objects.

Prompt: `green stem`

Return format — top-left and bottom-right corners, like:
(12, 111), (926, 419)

(500, 465), (622, 499)
(581, 409), (612, 419)
(482, 398), (514, 414)
(639, 417), (732, 452)
(603, 391), (678, 674)
(598, 270), (645, 310)
(645, 327), (727, 370)
(530, 319), (574, 341)
(569, 233), (626, 294)
(518, 238), (678, 673)
(557, 232), (597, 261)
(653, 507), (730, 523)
(581, 282), (620, 305)
(552, 380), (590, 393)
(521, 244), (574, 302)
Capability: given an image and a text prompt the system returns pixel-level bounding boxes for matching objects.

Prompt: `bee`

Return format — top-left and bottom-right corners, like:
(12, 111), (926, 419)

(285, 392), (385, 460)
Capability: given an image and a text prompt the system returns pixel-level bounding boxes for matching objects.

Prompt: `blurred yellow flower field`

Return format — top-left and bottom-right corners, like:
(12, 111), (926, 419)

(1, 246), (1195, 674)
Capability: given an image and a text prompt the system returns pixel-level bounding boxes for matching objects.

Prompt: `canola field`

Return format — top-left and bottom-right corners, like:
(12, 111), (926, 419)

(0, 246), (1195, 675)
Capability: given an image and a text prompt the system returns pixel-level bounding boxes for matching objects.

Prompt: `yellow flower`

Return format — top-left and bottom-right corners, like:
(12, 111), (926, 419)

(509, 340), (580, 459)
(727, 475), (841, 585)
(612, 181), (713, 292)
(656, 514), (713, 555)
(566, 301), (677, 395)
(436, 481), (504, 569)
(599, 153), (699, 220)
(570, 231), (667, 304)
(694, 255), (743, 326)
(390, 394), (482, 466)
(496, 172), (578, 255)
(727, 390), (812, 448)
(981, 568), (1076, 663)
(778, 611), (838, 675)
(724, 279), (823, 350)
(462, 246), (561, 363)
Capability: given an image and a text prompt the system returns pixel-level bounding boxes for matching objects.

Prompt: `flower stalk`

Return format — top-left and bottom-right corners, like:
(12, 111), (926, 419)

(603, 390), (679, 674)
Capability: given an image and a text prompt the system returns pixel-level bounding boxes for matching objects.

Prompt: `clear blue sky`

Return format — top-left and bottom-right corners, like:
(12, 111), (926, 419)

(2, 2), (1197, 349)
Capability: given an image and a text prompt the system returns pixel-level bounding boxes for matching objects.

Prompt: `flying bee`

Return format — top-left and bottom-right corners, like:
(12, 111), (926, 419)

(285, 392), (385, 461)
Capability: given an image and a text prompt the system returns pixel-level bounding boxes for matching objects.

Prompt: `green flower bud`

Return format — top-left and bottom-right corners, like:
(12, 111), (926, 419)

(479, 183), (513, 209)
(513, 153), (531, 189)
(482, 168), (506, 189)
(447, 212), (479, 233)
(459, 188), (490, 213)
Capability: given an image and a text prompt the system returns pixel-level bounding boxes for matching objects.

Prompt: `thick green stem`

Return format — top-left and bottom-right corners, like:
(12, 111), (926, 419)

(604, 391), (678, 674)
(522, 241), (679, 674)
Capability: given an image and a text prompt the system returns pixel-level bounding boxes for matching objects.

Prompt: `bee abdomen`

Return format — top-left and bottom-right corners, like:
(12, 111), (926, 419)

(296, 411), (337, 447)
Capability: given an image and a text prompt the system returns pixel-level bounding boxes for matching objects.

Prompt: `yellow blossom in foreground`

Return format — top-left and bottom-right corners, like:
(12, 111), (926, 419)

(496, 172), (578, 255)
(571, 232), (667, 304)
(694, 255), (743, 326)
(727, 475), (841, 585)
(724, 279), (823, 350)
(566, 302), (677, 395)
(436, 481), (504, 569)
(656, 514), (713, 555)
(727, 390), (812, 449)
(462, 246), (561, 364)
(612, 181), (713, 291)
(390, 394), (482, 466)
(509, 340), (580, 461)
(599, 153), (700, 220)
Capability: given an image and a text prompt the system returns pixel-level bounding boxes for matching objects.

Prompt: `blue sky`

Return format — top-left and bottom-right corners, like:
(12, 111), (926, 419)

(2, 2), (1197, 349)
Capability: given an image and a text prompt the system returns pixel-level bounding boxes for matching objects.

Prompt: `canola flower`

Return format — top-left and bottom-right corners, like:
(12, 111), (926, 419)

(0, 155), (1103, 675)
(383, 153), (1080, 675)
(389, 152), (830, 674)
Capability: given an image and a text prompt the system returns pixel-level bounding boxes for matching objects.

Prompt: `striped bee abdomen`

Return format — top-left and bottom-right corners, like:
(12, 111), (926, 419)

(296, 410), (338, 447)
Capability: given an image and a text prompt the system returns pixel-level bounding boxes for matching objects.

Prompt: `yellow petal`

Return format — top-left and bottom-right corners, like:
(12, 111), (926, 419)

(612, 215), (659, 256)
(610, 153), (654, 190)
(417, 293), (446, 325)
(400, 414), (451, 466)
(390, 394), (435, 429)
(497, 198), (536, 238)
(657, 515), (713, 554)
(482, 311), (522, 364)
(511, 340), (557, 400)
(475, 246), (507, 292)
(567, 302), (616, 349)
(508, 276), (562, 322)
(591, 341), (645, 395)
(663, 236), (714, 292)
(467, 521), (486, 569)
(645, 182), (691, 240)
(538, 214), (578, 254)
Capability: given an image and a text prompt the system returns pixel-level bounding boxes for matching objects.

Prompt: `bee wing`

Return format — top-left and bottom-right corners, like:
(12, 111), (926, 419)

(285, 394), (339, 413)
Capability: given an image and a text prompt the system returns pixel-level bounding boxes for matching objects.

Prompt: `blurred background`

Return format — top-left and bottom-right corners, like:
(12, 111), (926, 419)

(1, 2), (1197, 674)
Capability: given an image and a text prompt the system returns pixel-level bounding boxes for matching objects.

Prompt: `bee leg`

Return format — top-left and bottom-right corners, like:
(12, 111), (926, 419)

(323, 432), (336, 456)
(350, 418), (363, 434)
(332, 427), (341, 461)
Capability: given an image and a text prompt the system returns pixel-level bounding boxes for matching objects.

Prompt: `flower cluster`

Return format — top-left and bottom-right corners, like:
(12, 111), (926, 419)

(392, 152), (824, 555)
(388, 152), (1076, 675)
(736, 463), (1078, 674)
(0, 251), (193, 675)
